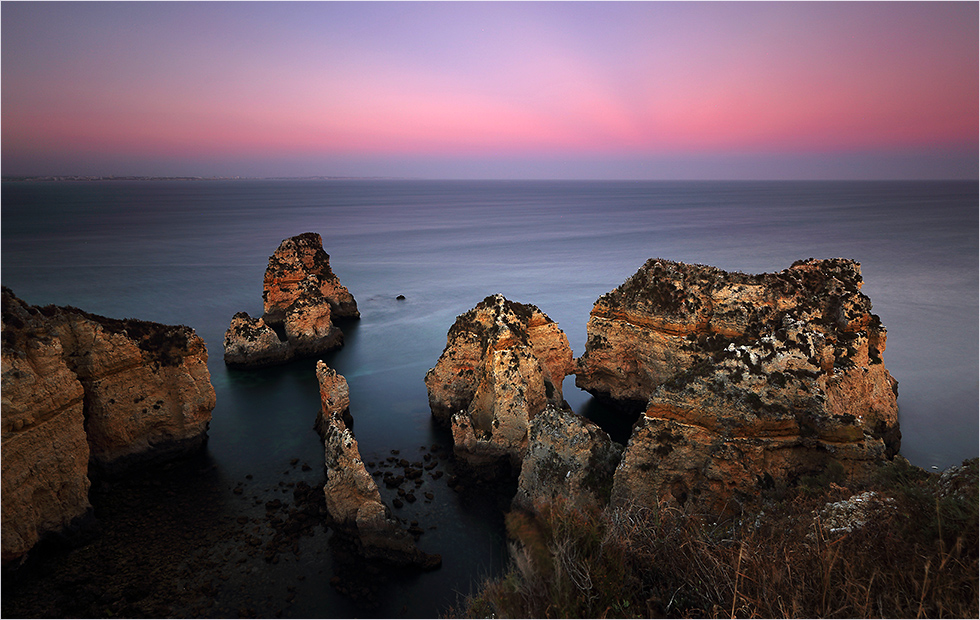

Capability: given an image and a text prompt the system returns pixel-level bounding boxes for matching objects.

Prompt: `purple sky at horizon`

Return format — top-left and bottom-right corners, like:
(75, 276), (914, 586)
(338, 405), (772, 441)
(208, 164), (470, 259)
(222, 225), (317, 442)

(2, 2), (977, 180)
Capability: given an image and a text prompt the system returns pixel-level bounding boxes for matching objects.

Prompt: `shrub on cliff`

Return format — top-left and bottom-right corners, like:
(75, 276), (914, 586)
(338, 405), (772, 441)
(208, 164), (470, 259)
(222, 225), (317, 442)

(456, 459), (978, 619)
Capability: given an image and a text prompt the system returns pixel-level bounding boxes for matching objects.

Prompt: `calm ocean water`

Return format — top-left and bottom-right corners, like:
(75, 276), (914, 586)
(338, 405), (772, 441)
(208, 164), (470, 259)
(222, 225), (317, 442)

(2, 180), (977, 616)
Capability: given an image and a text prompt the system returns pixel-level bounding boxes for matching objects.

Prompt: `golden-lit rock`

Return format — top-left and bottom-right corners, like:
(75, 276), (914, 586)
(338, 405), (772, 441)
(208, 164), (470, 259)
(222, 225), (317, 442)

(317, 361), (439, 568)
(575, 258), (901, 515)
(1, 288), (216, 564)
(425, 294), (574, 476)
(224, 232), (354, 368)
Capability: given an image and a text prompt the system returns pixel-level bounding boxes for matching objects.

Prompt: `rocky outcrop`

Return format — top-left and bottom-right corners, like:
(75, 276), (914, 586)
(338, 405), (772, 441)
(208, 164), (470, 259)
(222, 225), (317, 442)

(316, 361), (439, 569)
(224, 233), (356, 368)
(512, 405), (623, 515)
(425, 294), (574, 476)
(314, 362), (352, 438)
(1, 288), (216, 564)
(575, 258), (901, 515)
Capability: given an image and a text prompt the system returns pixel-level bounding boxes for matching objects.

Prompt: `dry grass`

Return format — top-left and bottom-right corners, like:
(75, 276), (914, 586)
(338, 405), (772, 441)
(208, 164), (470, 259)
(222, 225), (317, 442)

(457, 458), (978, 618)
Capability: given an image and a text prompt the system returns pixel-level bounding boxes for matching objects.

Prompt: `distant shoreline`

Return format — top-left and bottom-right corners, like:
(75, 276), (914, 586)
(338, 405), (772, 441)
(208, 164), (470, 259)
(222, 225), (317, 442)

(1, 175), (409, 182)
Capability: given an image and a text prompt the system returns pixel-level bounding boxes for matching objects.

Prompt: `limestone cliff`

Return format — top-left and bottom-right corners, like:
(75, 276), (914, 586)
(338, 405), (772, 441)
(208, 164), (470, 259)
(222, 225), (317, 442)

(316, 361), (440, 569)
(2, 288), (216, 564)
(425, 294), (574, 476)
(512, 405), (623, 515)
(224, 233), (355, 369)
(574, 258), (901, 514)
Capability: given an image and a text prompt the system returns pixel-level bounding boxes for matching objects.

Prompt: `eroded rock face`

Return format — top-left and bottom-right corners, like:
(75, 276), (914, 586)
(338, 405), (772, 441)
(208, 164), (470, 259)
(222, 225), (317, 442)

(1, 288), (216, 564)
(317, 361), (439, 569)
(224, 233), (354, 368)
(512, 405), (623, 515)
(263, 232), (359, 321)
(575, 258), (901, 515)
(1, 307), (92, 565)
(425, 294), (574, 476)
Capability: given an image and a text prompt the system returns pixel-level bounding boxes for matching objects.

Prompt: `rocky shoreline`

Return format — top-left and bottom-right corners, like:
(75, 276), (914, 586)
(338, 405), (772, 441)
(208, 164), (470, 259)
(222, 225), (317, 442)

(4, 243), (974, 617)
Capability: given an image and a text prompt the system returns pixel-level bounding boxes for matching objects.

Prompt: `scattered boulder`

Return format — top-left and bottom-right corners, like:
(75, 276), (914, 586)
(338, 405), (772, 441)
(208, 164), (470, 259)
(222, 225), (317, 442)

(1, 288), (216, 564)
(317, 361), (440, 569)
(224, 233), (357, 368)
(574, 258), (901, 515)
(512, 405), (623, 515)
(425, 294), (574, 477)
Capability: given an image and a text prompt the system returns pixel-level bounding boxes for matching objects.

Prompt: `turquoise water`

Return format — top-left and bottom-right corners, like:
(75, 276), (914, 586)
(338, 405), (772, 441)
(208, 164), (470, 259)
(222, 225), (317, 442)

(3, 179), (977, 616)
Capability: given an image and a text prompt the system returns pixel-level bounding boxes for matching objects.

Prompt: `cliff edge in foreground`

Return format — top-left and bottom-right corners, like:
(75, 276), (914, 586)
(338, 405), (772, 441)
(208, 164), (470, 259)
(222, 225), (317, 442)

(2, 288), (216, 565)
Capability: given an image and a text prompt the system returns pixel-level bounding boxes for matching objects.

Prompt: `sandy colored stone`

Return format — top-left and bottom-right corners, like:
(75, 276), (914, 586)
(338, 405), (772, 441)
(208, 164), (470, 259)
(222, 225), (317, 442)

(426, 294), (574, 475)
(262, 232), (359, 321)
(578, 258), (901, 515)
(1, 288), (216, 563)
(317, 361), (439, 568)
(224, 233), (354, 368)
(512, 405), (623, 514)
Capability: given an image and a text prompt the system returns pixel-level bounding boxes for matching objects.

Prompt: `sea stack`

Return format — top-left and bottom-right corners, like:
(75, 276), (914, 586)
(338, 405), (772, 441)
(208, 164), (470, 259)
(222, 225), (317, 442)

(315, 361), (440, 569)
(576, 258), (901, 514)
(224, 233), (358, 369)
(424, 294), (574, 477)
(1, 288), (216, 565)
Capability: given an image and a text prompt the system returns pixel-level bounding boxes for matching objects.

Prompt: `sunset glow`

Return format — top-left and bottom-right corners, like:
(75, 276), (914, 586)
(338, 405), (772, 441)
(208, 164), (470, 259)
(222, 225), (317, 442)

(2, 1), (976, 179)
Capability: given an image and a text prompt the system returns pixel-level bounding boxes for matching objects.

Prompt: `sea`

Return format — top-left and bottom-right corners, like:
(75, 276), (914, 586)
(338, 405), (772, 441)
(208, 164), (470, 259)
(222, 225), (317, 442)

(2, 179), (977, 617)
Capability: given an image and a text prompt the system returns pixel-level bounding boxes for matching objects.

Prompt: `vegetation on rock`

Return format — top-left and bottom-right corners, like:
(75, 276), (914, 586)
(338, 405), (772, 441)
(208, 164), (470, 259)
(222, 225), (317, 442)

(457, 458), (978, 619)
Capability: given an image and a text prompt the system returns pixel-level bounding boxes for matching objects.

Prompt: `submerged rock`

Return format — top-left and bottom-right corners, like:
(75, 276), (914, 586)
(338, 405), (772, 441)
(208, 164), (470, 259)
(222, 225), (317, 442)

(425, 294), (574, 477)
(575, 258), (901, 515)
(1, 288), (216, 564)
(223, 233), (356, 368)
(317, 361), (440, 569)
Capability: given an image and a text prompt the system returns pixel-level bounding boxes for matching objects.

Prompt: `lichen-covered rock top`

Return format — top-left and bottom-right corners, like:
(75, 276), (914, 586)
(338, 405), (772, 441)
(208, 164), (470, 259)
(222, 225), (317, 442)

(426, 294), (574, 424)
(576, 258), (901, 516)
(577, 258), (891, 406)
(425, 294), (575, 477)
(512, 405), (623, 515)
(262, 232), (359, 321)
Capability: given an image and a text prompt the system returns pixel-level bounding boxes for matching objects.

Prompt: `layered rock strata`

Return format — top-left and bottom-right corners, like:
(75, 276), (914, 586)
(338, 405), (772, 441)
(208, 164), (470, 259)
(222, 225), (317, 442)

(512, 405), (623, 515)
(224, 233), (357, 368)
(575, 258), (901, 514)
(425, 294), (574, 476)
(316, 361), (440, 569)
(2, 288), (216, 564)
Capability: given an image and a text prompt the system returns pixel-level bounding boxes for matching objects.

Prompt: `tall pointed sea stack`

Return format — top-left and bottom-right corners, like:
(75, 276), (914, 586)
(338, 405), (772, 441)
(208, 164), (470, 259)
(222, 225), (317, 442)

(224, 233), (358, 369)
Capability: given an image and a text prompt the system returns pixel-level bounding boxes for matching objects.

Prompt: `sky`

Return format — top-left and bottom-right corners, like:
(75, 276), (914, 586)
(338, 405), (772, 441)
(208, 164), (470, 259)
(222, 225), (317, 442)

(2, 1), (977, 180)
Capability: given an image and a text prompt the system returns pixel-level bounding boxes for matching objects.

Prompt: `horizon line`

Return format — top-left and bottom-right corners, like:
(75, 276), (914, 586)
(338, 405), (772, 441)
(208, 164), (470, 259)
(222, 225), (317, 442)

(3, 175), (977, 183)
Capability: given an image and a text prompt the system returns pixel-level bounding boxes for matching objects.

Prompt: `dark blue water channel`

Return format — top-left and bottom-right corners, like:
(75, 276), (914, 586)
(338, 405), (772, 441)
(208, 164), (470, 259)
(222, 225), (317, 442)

(2, 180), (977, 616)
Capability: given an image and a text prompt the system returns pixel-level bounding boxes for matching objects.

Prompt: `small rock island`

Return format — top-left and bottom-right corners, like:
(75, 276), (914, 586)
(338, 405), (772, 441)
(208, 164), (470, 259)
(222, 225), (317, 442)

(224, 232), (358, 368)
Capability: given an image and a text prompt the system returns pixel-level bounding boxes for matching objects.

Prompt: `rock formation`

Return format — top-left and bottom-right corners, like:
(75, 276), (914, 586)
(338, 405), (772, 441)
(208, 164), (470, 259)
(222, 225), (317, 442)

(316, 361), (440, 569)
(2, 288), (216, 564)
(512, 405), (623, 515)
(425, 294), (574, 476)
(574, 258), (901, 514)
(314, 361), (352, 438)
(224, 233), (357, 368)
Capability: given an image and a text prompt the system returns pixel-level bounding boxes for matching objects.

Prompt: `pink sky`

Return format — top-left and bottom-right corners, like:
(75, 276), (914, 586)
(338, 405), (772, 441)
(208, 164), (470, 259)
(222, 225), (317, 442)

(2, 2), (976, 179)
